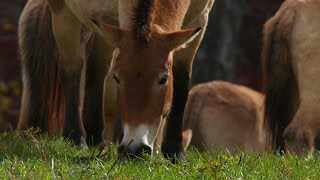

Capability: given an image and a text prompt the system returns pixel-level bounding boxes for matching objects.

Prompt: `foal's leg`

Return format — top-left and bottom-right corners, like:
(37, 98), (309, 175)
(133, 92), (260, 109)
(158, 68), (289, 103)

(161, 14), (210, 162)
(48, 1), (86, 145)
(103, 71), (122, 143)
(82, 33), (114, 146)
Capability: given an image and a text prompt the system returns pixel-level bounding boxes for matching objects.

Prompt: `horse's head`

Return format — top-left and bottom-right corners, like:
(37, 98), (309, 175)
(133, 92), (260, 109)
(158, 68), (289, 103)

(94, 21), (200, 157)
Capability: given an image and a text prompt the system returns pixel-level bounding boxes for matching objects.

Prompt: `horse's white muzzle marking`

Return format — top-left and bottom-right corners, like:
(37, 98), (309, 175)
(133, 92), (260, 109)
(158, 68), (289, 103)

(119, 124), (157, 156)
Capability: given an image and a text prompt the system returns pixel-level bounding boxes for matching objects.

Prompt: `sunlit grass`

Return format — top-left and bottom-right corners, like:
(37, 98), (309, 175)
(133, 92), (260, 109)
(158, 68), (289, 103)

(0, 131), (319, 179)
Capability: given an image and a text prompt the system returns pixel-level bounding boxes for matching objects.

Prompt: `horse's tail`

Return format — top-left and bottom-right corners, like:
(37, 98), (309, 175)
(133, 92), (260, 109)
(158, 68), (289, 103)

(18, 0), (64, 134)
(262, 0), (300, 151)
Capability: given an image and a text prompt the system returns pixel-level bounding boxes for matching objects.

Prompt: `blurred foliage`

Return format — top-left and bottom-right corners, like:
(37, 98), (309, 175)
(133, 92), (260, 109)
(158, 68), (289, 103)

(0, 80), (21, 131)
(0, 1), (25, 132)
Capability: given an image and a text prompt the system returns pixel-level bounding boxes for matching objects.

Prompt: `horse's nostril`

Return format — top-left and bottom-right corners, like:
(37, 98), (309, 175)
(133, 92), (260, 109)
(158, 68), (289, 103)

(140, 144), (152, 155)
(117, 145), (125, 154)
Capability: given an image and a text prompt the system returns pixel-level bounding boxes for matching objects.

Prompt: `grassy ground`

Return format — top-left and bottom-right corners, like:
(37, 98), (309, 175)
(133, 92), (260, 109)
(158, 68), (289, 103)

(0, 131), (319, 179)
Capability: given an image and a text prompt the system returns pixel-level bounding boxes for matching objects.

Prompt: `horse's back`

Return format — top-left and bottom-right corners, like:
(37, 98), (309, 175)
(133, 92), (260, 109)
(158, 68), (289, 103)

(62, 0), (119, 26)
(51, 0), (214, 30)
(184, 81), (265, 152)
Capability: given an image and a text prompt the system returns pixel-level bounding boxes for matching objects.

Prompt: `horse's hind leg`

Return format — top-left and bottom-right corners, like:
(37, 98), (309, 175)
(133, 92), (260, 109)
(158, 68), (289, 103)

(161, 7), (212, 162)
(82, 33), (114, 146)
(18, 0), (55, 132)
(283, 102), (319, 154)
(19, 70), (47, 131)
(48, 1), (86, 145)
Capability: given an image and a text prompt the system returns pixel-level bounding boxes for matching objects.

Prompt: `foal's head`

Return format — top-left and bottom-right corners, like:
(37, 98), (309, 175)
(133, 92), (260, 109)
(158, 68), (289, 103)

(95, 22), (200, 157)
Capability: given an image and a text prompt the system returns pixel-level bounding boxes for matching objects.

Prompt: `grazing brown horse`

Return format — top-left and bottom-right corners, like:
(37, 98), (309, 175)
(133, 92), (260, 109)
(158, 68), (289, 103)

(263, 0), (320, 154)
(18, 0), (214, 161)
(102, 45), (199, 157)
(182, 81), (266, 153)
(102, 67), (192, 152)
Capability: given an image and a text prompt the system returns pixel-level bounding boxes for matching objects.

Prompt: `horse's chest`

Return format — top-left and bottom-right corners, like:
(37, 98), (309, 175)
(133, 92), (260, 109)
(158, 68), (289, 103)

(64, 0), (119, 25)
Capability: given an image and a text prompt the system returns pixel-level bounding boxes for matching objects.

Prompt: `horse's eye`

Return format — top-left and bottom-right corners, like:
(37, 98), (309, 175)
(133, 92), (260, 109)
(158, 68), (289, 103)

(113, 73), (120, 85)
(158, 74), (169, 86)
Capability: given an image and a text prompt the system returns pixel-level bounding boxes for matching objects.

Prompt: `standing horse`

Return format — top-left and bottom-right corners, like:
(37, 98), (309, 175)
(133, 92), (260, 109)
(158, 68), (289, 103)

(183, 81), (266, 153)
(18, 0), (214, 161)
(263, 0), (320, 154)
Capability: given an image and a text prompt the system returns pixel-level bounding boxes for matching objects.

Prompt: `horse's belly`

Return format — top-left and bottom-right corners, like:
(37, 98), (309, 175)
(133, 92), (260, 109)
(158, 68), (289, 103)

(65, 0), (119, 26)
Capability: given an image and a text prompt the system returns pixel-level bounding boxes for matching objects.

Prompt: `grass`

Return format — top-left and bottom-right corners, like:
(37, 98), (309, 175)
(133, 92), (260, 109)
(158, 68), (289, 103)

(0, 131), (320, 179)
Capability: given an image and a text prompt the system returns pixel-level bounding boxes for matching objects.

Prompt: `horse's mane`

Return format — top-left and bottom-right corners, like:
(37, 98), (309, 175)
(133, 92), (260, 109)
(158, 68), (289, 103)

(131, 0), (156, 42)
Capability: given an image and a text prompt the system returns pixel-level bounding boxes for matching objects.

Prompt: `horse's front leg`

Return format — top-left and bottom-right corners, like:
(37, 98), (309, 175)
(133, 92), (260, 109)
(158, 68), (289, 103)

(49, 1), (86, 145)
(283, 99), (319, 154)
(161, 14), (210, 163)
(82, 34), (115, 146)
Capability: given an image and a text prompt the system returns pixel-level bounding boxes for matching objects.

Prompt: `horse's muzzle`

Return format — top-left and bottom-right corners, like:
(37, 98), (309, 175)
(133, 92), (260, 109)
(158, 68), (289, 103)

(117, 143), (152, 159)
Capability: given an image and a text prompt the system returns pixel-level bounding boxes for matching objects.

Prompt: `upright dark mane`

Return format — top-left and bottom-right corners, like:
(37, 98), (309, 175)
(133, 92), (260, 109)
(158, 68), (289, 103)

(131, 0), (156, 42)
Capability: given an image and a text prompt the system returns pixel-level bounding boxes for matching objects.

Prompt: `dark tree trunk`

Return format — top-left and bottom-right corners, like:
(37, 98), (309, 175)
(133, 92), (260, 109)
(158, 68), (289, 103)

(191, 0), (284, 91)
(0, 0), (26, 129)
(191, 0), (246, 86)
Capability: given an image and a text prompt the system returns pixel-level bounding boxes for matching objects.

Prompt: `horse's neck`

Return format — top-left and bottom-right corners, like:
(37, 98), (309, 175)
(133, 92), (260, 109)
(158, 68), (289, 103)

(118, 0), (139, 29)
(153, 0), (190, 31)
(118, 0), (190, 31)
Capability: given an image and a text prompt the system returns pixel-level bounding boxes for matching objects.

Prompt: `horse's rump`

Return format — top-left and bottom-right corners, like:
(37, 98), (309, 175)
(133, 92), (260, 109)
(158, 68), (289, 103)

(262, 0), (300, 151)
(19, 0), (64, 134)
(183, 81), (265, 152)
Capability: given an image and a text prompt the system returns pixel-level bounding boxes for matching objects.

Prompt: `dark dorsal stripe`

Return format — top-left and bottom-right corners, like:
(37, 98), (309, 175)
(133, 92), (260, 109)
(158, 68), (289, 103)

(132, 0), (156, 42)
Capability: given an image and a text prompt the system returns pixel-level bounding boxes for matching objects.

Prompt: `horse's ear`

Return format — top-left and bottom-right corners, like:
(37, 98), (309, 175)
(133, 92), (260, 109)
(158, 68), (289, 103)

(182, 129), (193, 152)
(91, 20), (125, 47)
(162, 27), (202, 50)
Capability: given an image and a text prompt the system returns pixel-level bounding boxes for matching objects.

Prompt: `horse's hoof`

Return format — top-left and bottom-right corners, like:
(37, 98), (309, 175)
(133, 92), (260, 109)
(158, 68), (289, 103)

(162, 151), (185, 164)
(171, 152), (186, 164)
(63, 131), (88, 148)
(161, 142), (185, 163)
(79, 136), (89, 149)
(86, 135), (103, 147)
(72, 136), (88, 148)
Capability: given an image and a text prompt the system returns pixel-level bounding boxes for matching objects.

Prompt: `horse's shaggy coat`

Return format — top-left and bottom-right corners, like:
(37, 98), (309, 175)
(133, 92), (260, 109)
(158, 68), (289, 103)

(183, 81), (266, 153)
